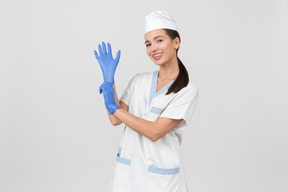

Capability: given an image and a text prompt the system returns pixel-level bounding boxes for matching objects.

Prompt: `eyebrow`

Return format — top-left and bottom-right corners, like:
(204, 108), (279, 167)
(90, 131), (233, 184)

(145, 35), (165, 44)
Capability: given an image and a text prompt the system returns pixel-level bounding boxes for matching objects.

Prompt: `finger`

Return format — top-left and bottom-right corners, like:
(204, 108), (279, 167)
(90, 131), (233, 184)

(102, 82), (109, 89)
(102, 82), (113, 92)
(115, 50), (121, 63)
(99, 83), (107, 94)
(102, 42), (107, 55)
(99, 85), (103, 94)
(107, 43), (112, 56)
(94, 50), (99, 60)
(98, 44), (103, 56)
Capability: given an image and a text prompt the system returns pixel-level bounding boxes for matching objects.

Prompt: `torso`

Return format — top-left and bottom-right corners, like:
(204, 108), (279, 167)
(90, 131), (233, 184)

(110, 70), (198, 192)
(157, 79), (174, 92)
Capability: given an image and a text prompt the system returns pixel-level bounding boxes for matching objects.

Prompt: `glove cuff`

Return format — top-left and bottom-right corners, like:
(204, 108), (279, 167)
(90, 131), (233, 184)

(103, 73), (115, 85)
(103, 77), (114, 84)
(108, 104), (120, 115)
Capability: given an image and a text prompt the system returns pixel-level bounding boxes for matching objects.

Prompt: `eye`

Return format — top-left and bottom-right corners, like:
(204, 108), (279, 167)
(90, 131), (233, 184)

(145, 43), (151, 47)
(157, 39), (163, 43)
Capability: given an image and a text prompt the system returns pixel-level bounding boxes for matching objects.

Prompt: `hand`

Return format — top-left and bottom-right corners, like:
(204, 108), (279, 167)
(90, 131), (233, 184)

(94, 42), (121, 84)
(99, 82), (120, 115)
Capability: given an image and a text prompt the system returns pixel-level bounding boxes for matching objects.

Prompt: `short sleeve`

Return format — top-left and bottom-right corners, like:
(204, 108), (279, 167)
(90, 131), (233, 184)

(119, 74), (138, 106)
(160, 86), (199, 126)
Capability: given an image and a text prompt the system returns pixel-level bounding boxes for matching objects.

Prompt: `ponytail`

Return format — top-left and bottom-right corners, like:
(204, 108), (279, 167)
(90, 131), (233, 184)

(166, 57), (189, 94)
(164, 29), (189, 95)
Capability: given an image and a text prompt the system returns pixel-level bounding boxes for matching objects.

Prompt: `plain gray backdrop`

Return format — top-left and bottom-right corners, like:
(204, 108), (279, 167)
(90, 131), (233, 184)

(1, 0), (288, 191)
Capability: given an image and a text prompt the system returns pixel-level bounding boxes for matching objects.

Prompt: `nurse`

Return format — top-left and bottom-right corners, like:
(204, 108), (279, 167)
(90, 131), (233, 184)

(94, 10), (199, 192)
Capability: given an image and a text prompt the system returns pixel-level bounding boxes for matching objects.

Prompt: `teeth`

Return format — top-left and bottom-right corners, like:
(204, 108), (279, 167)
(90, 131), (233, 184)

(153, 53), (162, 58)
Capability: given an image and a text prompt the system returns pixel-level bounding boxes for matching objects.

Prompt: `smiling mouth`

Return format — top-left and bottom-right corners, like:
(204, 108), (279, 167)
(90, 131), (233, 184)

(153, 53), (163, 59)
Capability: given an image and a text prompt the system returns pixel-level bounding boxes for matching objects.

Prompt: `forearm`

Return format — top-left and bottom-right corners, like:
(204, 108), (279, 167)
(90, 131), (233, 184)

(107, 84), (123, 126)
(113, 108), (159, 141)
(100, 83), (183, 140)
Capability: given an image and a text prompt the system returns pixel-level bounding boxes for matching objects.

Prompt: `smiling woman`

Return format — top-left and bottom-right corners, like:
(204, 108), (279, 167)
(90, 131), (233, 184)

(144, 28), (189, 94)
(94, 10), (199, 192)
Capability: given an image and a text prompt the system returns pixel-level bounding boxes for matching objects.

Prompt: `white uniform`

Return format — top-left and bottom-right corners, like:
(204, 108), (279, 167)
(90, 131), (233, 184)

(109, 70), (199, 192)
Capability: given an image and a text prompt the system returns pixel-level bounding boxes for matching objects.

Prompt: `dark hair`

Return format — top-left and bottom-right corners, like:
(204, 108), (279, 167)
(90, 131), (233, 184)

(164, 29), (189, 95)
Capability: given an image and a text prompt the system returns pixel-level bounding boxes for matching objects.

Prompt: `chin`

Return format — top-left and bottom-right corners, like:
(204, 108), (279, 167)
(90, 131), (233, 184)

(153, 62), (163, 66)
(152, 59), (165, 66)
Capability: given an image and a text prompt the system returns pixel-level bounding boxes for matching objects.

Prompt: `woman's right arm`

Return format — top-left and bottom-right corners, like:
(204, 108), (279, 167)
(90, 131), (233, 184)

(106, 84), (128, 126)
(94, 42), (126, 125)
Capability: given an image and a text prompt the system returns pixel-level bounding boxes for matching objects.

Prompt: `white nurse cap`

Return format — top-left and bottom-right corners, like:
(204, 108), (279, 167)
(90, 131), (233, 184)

(145, 10), (178, 34)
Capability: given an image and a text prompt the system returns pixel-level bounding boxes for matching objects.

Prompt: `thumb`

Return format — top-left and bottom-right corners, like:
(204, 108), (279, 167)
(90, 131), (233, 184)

(94, 50), (99, 60)
(99, 84), (104, 94)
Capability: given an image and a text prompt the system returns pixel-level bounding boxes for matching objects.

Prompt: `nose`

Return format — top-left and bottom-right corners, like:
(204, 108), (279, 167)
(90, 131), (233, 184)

(150, 43), (158, 53)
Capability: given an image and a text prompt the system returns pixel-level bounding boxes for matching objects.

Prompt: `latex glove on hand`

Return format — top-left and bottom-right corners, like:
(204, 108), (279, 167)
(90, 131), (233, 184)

(94, 42), (121, 84)
(99, 82), (120, 115)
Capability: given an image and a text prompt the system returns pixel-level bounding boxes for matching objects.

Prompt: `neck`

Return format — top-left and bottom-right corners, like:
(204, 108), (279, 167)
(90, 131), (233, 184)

(158, 57), (179, 81)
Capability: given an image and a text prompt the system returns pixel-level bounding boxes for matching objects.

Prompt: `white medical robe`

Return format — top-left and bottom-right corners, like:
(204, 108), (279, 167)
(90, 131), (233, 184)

(109, 70), (199, 192)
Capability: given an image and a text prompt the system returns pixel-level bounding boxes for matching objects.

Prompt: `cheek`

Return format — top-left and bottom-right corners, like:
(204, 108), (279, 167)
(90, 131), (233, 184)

(165, 47), (176, 58)
(160, 43), (170, 52)
(146, 48), (150, 56)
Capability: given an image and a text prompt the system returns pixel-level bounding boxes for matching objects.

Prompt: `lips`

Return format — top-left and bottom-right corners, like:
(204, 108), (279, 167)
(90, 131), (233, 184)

(152, 53), (163, 60)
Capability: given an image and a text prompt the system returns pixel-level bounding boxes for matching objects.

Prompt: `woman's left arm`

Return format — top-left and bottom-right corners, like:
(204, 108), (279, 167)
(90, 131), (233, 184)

(100, 82), (183, 141)
(114, 108), (182, 142)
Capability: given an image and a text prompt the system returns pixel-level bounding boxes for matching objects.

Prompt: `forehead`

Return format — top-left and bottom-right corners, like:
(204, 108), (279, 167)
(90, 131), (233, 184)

(144, 29), (167, 41)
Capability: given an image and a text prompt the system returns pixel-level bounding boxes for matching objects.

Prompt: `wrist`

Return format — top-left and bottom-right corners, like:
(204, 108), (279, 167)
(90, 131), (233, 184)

(104, 78), (115, 84)
(108, 103), (120, 115)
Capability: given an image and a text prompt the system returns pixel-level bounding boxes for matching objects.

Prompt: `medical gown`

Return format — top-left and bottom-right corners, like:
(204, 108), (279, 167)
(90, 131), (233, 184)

(109, 70), (198, 192)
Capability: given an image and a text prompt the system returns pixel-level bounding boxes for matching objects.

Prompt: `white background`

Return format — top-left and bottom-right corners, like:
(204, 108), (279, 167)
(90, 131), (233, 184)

(1, 0), (287, 191)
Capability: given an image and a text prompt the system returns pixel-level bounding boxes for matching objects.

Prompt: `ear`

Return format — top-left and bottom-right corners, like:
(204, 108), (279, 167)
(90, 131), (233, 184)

(173, 37), (180, 50)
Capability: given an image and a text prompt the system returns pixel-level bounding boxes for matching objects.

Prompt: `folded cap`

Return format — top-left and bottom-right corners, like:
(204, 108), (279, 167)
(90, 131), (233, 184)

(145, 10), (177, 34)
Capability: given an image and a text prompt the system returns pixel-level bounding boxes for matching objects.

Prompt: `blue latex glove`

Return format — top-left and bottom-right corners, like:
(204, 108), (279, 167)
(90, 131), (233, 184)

(99, 82), (120, 115)
(94, 42), (121, 84)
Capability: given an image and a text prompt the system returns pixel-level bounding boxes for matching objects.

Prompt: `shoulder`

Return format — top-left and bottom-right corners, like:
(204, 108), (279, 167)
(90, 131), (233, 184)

(125, 71), (154, 90)
(178, 80), (199, 96)
(166, 80), (199, 107)
(130, 71), (154, 84)
(133, 71), (154, 80)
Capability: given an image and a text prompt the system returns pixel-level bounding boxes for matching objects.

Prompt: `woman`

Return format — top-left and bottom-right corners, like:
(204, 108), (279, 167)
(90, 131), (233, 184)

(94, 10), (199, 192)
